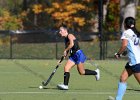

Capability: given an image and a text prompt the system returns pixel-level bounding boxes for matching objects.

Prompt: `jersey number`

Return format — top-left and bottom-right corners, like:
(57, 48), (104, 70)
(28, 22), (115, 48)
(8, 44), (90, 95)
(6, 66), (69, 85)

(134, 38), (140, 45)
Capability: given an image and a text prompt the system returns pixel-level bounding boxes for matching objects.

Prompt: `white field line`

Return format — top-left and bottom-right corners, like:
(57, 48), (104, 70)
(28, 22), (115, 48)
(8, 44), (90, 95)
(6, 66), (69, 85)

(0, 91), (139, 95)
(0, 72), (45, 74)
(0, 72), (77, 75)
(0, 72), (28, 74)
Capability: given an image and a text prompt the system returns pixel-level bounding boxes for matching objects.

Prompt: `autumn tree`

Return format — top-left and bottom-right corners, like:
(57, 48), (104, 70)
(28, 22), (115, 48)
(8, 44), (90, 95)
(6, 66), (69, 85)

(0, 0), (28, 30)
(105, 0), (120, 32)
(31, 0), (96, 31)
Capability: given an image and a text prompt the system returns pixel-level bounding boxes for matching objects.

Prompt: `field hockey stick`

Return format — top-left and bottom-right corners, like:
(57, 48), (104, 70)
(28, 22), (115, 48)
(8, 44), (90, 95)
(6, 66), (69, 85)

(42, 56), (65, 86)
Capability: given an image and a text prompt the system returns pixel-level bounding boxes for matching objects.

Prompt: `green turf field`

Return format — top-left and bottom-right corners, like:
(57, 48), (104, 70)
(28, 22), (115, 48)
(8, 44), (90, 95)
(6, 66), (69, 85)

(0, 59), (139, 100)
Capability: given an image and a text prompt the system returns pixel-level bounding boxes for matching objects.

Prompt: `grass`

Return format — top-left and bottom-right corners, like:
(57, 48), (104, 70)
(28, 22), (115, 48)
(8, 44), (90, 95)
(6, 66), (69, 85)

(0, 59), (139, 100)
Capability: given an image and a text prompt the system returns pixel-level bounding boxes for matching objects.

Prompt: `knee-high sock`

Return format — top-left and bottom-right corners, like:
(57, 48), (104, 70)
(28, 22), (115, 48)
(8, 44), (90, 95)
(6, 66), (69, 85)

(85, 69), (97, 75)
(116, 82), (127, 100)
(64, 72), (70, 85)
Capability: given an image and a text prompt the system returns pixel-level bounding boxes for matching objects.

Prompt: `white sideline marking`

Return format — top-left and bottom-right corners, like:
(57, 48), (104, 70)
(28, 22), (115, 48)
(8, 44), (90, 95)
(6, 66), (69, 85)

(0, 72), (45, 74)
(0, 91), (139, 95)
(0, 72), (28, 74)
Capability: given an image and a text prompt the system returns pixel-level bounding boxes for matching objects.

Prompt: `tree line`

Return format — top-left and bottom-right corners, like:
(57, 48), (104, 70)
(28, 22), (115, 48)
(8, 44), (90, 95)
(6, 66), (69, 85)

(0, 0), (139, 35)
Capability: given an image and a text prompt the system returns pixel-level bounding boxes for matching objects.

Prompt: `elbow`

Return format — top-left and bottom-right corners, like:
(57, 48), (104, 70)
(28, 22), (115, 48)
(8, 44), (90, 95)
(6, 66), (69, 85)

(69, 44), (74, 48)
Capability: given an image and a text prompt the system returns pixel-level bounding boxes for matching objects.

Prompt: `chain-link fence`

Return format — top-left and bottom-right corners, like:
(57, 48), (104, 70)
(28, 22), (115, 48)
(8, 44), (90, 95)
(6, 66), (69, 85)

(0, 30), (121, 59)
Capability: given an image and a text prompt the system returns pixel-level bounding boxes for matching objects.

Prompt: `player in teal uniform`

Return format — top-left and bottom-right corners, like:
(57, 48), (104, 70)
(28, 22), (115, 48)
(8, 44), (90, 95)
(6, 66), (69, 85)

(114, 17), (140, 100)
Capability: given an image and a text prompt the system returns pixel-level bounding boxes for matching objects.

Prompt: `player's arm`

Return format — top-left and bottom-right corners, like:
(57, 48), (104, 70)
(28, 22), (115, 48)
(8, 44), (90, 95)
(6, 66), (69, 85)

(115, 39), (128, 59)
(64, 34), (75, 56)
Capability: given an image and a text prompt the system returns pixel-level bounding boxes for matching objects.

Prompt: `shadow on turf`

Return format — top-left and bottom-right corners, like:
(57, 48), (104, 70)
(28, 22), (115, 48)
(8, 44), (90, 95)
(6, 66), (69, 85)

(127, 88), (140, 92)
(29, 86), (58, 90)
(72, 88), (93, 90)
(29, 86), (93, 91)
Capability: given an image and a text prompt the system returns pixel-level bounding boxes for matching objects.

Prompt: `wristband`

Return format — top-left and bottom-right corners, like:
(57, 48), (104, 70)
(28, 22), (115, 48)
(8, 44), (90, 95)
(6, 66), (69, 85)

(115, 53), (121, 57)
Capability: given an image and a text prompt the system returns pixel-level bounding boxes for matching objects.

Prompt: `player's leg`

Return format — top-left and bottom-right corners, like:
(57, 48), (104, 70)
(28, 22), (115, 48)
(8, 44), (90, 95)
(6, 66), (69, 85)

(77, 63), (100, 80)
(64, 59), (75, 85)
(132, 64), (140, 84)
(57, 59), (75, 90)
(77, 63), (96, 75)
(116, 68), (133, 100)
(76, 49), (100, 80)
(134, 73), (140, 84)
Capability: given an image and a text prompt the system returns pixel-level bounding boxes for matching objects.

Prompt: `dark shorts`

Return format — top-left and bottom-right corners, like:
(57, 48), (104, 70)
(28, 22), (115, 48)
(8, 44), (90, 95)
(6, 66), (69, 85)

(69, 50), (87, 64)
(125, 62), (140, 73)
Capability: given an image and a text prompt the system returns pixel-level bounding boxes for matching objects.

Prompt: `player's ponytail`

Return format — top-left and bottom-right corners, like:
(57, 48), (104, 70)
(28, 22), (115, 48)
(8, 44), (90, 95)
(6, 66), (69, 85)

(131, 27), (140, 37)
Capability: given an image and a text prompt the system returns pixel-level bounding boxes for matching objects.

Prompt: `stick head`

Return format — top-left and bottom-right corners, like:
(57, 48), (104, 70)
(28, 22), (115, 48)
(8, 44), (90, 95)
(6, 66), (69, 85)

(42, 81), (47, 86)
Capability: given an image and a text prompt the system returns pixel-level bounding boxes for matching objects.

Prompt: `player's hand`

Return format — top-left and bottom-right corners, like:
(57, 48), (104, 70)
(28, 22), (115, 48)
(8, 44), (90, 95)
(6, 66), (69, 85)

(114, 53), (120, 59)
(63, 50), (67, 57)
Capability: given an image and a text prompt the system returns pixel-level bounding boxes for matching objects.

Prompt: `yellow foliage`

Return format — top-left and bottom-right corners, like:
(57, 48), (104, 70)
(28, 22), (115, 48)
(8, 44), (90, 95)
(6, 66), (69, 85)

(0, 9), (24, 30)
(3, 16), (10, 22)
(62, 12), (70, 17)
(44, 8), (54, 14)
(2, 10), (10, 17)
(65, 0), (72, 5)
(52, 3), (60, 9)
(65, 3), (86, 11)
(64, 17), (71, 21)
(83, 0), (93, 3)
(74, 17), (85, 26)
(44, 1), (87, 29)
(30, 0), (92, 30)
(69, 10), (77, 14)
(73, 3), (86, 10)
(32, 4), (43, 14)
(21, 11), (28, 17)
(52, 12), (62, 19)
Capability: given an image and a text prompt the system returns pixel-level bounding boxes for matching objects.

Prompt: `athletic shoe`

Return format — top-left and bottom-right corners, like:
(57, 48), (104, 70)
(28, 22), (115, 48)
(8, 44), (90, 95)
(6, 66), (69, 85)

(95, 68), (100, 81)
(57, 84), (69, 90)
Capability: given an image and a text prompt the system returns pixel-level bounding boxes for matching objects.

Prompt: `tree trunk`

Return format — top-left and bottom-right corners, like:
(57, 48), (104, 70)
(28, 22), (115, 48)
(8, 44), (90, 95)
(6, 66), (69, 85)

(22, 0), (27, 11)
(120, 0), (139, 31)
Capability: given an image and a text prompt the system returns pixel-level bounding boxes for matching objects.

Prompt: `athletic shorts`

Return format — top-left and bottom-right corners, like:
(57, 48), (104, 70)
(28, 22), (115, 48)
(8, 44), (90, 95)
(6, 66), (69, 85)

(69, 50), (87, 64)
(125, 62), (140, 73)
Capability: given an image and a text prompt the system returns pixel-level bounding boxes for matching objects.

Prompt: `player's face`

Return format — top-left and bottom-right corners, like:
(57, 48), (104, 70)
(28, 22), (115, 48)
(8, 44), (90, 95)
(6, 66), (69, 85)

(59, 27), (66, 37)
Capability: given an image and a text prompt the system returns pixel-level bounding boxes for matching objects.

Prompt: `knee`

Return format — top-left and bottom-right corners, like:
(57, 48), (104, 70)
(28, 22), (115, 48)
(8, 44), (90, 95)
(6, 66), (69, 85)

(120, 74), (127, 82)
(78, 70), (85, 75)
(64, 67), (70, 72)
(79, 72), (84, 75)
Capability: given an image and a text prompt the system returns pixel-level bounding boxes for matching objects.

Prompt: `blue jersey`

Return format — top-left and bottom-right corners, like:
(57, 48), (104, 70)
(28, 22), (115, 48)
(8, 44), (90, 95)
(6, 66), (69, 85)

(121, 29), (140, 65)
